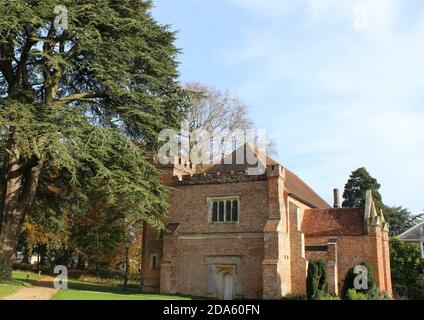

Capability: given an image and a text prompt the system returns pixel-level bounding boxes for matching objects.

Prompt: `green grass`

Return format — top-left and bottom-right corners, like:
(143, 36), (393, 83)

(0, 271), (40, 297)
(52, 279), (193, 300)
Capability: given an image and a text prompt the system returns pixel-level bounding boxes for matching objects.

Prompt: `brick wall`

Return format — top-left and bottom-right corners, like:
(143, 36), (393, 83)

(141, 224), (162, 292)
(141, 164), (393, 299)
(304, 231), (391, 295)
(160, 178), (269, 298)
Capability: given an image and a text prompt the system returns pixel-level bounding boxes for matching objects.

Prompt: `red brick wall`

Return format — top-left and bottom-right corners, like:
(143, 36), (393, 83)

(162, 179), (269, 298)
(141, 223), (162, 292)
(305, 232), (391, 295)
(168, 180), (269, 233)
(141, 166), (393, 299)
(175, 237), (264, 298)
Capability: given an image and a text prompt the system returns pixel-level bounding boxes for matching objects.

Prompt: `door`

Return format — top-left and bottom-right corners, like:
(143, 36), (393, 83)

(223, 273), (234, 300)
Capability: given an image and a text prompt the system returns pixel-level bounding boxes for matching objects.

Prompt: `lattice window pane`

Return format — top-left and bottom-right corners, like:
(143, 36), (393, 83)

(212, 201), (218, 222)
(232, 200), (238, 222)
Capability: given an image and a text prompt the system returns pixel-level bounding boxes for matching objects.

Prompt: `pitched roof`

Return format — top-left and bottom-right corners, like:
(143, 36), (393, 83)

(205, 144), (331, 209)
(399, 222), (424, 241)
(302, 208), (365, 236)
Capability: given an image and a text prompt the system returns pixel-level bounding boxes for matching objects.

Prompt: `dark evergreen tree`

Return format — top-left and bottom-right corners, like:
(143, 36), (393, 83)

(306, 260), (328, 300)
(0, 0), (187, 280)
(341, 262), (376, 300)
(342, 167), (383, 210)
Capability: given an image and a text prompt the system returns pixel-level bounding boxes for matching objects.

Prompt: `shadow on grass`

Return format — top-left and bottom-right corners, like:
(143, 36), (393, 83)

(65, 279), (203, 300)
(67, 280), (140, 295)
(6, 271), (40, 287)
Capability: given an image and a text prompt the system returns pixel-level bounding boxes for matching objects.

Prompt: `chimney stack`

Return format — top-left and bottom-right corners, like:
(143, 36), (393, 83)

(333, 188), (340, 208)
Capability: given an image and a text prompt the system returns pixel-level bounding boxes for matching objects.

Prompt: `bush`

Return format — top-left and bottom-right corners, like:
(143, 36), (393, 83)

(341, 262), (376, 299)
(410, 273), (424, 300)
(390, 237), (424, 299)
(317, 292), (340, 300)
(346, 289), (368, 300)
(306, 260), (328, 300)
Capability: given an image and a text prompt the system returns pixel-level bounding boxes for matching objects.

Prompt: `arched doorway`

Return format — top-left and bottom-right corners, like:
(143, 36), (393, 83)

(212, 265), (235, 300)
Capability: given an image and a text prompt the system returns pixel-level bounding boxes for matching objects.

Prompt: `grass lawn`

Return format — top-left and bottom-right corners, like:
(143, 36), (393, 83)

(0, 271), (40, 297)
(52, 279), (193, 300)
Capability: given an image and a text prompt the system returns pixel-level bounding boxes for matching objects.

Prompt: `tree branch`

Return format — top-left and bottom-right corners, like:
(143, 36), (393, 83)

(54, 92), (106, 105)
(16, 28), (36, 90)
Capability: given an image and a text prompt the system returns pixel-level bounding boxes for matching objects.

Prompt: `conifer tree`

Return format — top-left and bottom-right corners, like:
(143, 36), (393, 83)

(0, 0), (187, 279)
(342, 167), (383, 210)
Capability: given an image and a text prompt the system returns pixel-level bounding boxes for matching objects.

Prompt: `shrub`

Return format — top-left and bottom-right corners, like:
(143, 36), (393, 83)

(317, 260), (328, 293)
(341, 262), (376, 299)
(317, 292), (340, 300)
(410, 273), (424, 300)
(390, 237), (424, 299)
(306, 260), (328, 300)
(346, 289), (368, 300)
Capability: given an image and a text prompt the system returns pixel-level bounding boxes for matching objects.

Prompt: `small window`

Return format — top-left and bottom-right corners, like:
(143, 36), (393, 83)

(209, 197), (240, 223)
(150, 254), (159, 271)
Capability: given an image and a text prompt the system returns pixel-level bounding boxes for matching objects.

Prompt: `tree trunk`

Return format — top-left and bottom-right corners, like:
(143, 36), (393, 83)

(76, 255), (86, 270)
(0, 209), (23, 280)
(0, 136), (43, 280)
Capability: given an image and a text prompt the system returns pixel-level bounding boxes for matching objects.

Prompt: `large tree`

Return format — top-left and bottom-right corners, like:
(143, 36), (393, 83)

(342, 167), (383, 210)
(0, 0), (187, 279)
(185, 82), (253, 135)
(384, 205), (424, 236)
(184, 82), (276, 163)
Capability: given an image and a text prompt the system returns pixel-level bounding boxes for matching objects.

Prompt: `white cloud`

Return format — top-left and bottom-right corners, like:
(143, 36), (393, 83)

(228, 0), (424, 213)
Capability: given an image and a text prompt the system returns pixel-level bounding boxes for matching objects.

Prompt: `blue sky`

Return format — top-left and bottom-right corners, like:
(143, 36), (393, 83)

(152, 0), (424, 214)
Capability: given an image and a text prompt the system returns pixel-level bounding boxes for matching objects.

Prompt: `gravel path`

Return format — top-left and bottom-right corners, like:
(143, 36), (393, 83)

(1, 276), (59, 300)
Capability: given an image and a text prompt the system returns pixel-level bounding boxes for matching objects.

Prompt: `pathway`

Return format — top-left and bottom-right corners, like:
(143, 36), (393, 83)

(1, 276), (58, 300)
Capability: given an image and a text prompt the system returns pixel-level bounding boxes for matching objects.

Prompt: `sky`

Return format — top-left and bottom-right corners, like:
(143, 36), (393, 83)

(152, 0), (424, 214)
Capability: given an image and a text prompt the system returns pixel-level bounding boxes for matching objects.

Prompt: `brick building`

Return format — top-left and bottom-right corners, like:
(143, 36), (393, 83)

(141, 145), (392, 299)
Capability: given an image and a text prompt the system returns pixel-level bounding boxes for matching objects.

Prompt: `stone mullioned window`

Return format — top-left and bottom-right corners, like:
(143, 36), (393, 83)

(208, 197), (240, 224)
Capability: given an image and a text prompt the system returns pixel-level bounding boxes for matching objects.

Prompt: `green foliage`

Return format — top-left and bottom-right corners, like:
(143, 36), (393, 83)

(342, 167), (383, 210)
(390, 237), (424, 299)
(318, 294), (340, 301)
(306, 260), (328, 300)
(414, 274), (424, 299)
(384, 206), (424, 236)
(341, 263), (376, 300)
(345, 289), (368, 300)
(0, 0), (187, 274)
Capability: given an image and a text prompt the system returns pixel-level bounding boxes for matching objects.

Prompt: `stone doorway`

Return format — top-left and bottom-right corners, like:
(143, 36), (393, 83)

(213, 265), (236, 300)
(222, 272), (234, 300)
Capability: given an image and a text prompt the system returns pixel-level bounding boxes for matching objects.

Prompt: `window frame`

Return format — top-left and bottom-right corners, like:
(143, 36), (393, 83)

(207, 196), (240, 224)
